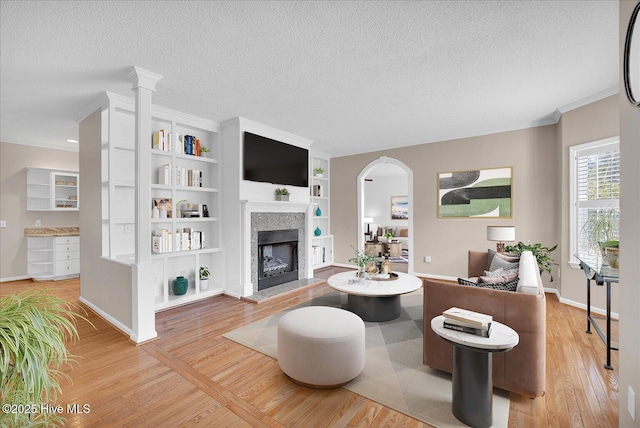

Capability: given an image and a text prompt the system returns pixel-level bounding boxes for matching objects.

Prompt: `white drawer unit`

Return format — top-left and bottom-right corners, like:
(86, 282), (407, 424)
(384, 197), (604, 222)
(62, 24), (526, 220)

(27, 235), (80, 281)
(54, 236), (80, 279)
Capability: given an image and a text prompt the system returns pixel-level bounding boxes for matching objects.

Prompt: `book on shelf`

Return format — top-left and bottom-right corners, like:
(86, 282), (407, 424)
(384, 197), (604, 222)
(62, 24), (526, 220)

(312, 245), (326, 264)
(443, 320), (492, 338)
(311, 185), (323, 197)
(158, 164), (171, 185)
(175, 228), (206, 251)
(442, 307), (493, 328)
(152, 229), (173, 254)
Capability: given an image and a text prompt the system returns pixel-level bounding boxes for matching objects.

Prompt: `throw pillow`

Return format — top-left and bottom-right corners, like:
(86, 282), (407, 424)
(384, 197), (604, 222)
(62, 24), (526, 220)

(457, 277), (477, 286)
(478, 272), (519, 283)
(495, 252), (520, 263)
(458, 277), (518, 292)
(486, 249), (497, 271)
(483, 268), (518, 277)
(489, 254), (520, 272)
(399, 228), (409, 237)
(478, 278), (519, 292)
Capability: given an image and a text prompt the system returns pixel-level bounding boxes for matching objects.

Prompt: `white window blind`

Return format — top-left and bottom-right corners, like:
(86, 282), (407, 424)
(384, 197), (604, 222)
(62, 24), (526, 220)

(570, 138), (620, 263)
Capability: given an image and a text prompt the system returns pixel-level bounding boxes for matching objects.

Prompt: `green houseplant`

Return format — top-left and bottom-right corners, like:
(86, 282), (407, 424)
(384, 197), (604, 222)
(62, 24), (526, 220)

(580, 208), (619, 256)
(199, 266), (210, 290)
(313, 167), (325, 177)
(275, 187), (290, 201)
(348, 246), (377, 275)
(504, 241), (558, 281)
(0, 290), (86, 427)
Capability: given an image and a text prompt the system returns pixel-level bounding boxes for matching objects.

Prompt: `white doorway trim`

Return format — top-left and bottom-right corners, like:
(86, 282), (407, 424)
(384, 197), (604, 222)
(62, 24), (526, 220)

(357, 156), (414, 274)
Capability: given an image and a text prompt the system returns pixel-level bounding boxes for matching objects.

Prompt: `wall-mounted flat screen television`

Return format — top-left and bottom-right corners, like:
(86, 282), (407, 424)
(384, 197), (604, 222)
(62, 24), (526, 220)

(243, 132), (309, 187)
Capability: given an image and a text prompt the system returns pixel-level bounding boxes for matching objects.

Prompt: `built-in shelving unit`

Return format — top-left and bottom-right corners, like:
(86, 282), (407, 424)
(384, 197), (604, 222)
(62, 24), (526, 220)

(27, 168), (79, 211)
(310, 152), (333, 269)
(27, 236), (80, 280)
(99, 92), (224, 311)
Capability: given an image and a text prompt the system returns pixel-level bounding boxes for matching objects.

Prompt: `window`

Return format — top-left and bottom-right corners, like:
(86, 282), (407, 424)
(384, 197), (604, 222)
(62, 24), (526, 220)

(570, 137), (620, 266)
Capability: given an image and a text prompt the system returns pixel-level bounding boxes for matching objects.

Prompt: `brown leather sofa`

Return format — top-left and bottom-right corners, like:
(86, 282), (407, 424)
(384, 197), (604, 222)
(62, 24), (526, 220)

(423, 250), (546, 398)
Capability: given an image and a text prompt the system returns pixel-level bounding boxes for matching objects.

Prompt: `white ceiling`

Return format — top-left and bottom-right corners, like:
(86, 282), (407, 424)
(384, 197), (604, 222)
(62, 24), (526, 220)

(0, 1), (619, 157)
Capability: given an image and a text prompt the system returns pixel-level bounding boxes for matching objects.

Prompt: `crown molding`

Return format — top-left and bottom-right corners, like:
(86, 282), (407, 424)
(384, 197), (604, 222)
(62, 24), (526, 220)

(556, 86), (619, 114)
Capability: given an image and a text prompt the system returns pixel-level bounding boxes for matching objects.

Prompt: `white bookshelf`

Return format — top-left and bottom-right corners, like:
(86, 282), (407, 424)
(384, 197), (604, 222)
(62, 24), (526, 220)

(99, 92), (224, 311)
(310, 152), (333, 269)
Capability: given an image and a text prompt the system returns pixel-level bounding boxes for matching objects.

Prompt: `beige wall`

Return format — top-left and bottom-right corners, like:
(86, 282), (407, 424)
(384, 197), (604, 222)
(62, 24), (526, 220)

(331, 124), (559, 287)
(559, 95), (620, 313)
(79, 109), (132, 331)
(619, 1), (640, 426)
(0, 142), (79, 280)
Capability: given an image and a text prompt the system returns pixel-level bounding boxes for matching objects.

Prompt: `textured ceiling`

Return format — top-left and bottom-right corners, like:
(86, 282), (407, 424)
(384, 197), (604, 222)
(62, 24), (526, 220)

(0, 1), (619, 156)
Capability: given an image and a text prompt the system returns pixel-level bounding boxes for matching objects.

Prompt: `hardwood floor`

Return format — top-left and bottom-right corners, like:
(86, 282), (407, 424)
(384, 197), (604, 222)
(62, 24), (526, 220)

(1, 270), (618, 427)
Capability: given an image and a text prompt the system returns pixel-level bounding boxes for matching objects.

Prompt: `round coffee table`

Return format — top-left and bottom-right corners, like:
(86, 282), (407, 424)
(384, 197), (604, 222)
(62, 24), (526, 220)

(327, 270), (422, 322)
(431, 315), (519, 428)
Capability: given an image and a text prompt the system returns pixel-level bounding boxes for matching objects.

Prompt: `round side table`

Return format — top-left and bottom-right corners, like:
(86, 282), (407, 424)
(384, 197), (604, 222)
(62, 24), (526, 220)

(431, 315), (519, 428)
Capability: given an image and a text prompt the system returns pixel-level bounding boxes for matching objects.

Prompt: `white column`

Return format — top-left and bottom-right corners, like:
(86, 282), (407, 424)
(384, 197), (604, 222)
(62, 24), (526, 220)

(127, 66), (162, 344)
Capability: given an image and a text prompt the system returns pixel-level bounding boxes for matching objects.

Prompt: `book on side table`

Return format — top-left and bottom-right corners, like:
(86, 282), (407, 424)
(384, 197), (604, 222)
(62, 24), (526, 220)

(442, 307), (493, 337)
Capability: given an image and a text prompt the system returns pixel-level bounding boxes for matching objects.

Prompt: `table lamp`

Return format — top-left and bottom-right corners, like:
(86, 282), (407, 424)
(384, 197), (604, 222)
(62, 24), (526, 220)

(487, 226), (515, 253)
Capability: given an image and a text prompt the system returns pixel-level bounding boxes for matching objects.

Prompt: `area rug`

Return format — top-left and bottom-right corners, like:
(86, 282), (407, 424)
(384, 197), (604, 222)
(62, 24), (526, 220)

(223, 289), (510, 428)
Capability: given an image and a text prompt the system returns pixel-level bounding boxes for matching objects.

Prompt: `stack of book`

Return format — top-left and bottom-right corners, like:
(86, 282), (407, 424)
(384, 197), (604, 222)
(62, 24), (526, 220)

(442, 307), (493, 338)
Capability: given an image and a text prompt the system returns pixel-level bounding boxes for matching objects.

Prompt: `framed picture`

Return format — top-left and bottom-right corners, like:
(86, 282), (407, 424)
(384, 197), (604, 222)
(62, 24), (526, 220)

(437, 167), (512, 218)
(152, 198), (173, 218)
(391, 195), (409, 220)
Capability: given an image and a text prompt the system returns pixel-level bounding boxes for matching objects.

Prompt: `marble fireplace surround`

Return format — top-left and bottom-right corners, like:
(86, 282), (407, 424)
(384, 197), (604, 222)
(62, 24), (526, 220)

(240, 201), (315, 297)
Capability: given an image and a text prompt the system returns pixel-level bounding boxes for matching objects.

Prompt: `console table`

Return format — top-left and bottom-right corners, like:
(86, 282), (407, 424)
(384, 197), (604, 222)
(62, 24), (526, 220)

(575, 253), (619, 370)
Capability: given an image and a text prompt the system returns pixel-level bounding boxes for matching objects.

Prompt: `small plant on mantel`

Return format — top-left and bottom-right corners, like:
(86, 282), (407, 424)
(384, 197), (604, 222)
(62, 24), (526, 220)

(275, 188), (290, 201)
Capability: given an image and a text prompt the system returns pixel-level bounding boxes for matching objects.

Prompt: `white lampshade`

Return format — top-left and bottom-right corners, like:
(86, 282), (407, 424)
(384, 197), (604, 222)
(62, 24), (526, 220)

(363, 217), (374, 223)
(487, 226), (515, 242)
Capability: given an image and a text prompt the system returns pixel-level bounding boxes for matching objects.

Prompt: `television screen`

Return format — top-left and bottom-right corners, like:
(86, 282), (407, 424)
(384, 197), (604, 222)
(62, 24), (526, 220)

(243, 132), (309, 187)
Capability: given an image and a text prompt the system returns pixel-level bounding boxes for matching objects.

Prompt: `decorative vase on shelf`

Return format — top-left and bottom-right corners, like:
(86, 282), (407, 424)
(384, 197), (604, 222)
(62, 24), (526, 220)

(315, 206), (322, 216)
(314, 227), (322, 236)
(172, 276), (188, 295)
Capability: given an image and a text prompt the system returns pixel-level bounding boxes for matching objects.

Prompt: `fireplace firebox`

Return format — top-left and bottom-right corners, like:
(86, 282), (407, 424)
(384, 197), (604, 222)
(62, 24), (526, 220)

(257, 229), (299, 291)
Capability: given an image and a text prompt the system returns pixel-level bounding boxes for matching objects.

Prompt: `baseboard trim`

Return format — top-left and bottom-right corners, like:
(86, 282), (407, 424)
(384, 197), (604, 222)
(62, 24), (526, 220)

(79, 296), (133, 337)
(0, 275), (30, 283)
(556, 294), (619, 320)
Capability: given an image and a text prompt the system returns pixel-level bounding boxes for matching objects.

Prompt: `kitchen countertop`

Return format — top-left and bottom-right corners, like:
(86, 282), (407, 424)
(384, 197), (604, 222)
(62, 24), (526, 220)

(24, 227), (80, 237)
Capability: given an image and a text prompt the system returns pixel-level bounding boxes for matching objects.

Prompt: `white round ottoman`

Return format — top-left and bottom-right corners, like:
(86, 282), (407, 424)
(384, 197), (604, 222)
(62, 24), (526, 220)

(277, 306), (365, 388)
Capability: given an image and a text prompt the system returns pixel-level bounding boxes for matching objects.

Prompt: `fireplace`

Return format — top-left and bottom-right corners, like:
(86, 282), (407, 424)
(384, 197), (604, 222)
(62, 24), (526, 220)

(257, 229), (299, 291)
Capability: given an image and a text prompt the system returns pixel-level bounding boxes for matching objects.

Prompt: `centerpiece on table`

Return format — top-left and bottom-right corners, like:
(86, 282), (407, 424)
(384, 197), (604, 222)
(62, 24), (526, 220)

(349, 246), (378, 277)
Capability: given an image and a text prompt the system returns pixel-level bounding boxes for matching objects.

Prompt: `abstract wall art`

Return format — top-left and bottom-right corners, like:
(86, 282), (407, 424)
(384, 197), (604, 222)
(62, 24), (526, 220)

(437, 167), (512, 218)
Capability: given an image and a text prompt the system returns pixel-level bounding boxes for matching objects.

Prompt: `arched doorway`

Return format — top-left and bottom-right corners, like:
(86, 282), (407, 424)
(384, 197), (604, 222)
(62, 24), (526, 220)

(357, 156), (413, 274)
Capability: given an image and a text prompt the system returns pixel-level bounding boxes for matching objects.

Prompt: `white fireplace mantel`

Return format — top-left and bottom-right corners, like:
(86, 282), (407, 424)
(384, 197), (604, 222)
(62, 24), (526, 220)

(240, 200), (315, 297)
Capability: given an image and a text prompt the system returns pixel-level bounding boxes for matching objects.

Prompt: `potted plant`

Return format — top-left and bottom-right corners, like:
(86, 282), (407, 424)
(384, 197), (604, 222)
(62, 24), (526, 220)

(0, 290), (87, 427)
(314, 167), (325, 177)
(603, 240), (620, 268)
(199, 266), (210, 290)
(348, 246), (377, 276)
(200, 146), (210, 157)
(384, 231), (394, 241)
(275, 187), (290, 201)
(580, 208), (619, 256)
(504, 241), (558, 281)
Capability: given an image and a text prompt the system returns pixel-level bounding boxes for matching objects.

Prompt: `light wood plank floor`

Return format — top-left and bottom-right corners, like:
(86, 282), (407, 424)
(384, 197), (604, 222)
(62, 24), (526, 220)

(1, 269), (618, 427)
